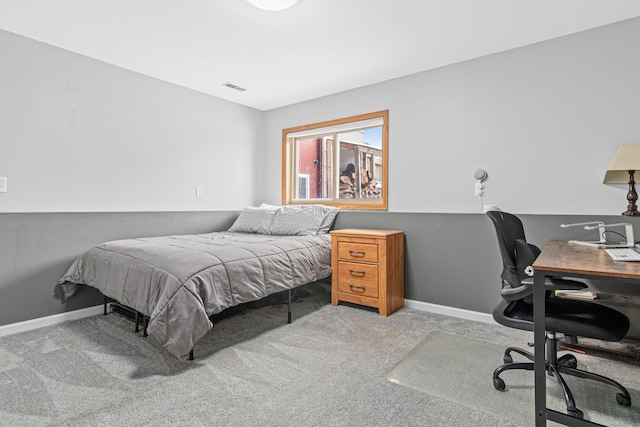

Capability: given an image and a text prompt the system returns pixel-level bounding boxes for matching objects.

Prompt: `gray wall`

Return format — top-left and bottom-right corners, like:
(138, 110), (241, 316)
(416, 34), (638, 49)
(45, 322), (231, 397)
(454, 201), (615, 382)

(3, 210), (640, 338)
(0, 211), (238, 326)
(334, 211), (640, 337)
(0, 29), (264, 213)
(263, 17), (640, 216)
(2, 18), (640, 340)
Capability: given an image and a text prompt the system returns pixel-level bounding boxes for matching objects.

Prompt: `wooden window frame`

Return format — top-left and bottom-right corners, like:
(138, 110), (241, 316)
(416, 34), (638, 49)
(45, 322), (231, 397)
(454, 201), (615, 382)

(282, 110), (388, 210)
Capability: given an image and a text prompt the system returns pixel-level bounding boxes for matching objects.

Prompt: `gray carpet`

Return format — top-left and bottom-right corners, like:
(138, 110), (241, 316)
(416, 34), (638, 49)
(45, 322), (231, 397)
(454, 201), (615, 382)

(387, 331), (640, 426)
(1, 290), (638, 426)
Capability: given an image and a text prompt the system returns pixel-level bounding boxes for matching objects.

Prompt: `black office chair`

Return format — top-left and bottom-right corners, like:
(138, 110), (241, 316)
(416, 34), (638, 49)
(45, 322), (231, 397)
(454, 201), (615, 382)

(486, 210), (631, 419)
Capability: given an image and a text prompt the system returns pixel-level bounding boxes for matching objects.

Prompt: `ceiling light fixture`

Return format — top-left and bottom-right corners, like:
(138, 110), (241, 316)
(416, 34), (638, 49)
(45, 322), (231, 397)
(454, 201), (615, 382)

(247, 0), (300, 12)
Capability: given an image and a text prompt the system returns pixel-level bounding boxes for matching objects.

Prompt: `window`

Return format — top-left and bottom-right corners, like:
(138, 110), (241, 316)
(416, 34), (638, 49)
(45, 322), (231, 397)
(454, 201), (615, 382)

(282, 110), (388, 210)
(298, 174), (310, 199)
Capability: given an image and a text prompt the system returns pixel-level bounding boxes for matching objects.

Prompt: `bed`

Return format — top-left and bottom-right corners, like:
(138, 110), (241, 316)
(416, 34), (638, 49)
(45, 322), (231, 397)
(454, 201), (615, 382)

(58, 205), (337, 359)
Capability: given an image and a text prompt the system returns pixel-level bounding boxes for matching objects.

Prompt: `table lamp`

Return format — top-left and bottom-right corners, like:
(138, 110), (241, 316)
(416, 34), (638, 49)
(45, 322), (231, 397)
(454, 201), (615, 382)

(603, 144), (640, 216)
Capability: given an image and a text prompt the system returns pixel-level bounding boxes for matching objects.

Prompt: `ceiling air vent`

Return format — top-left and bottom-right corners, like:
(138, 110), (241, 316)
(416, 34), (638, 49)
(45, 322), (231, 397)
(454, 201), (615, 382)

(222, 82), (246, 92)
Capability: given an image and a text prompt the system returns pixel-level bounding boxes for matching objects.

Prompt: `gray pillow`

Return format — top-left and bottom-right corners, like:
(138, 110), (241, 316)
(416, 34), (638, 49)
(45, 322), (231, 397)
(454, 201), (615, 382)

(228, 206), (276, 234)
(270, 205), (322, 236)
(316, 205), (339, 234)
(261, 204), (339, 235)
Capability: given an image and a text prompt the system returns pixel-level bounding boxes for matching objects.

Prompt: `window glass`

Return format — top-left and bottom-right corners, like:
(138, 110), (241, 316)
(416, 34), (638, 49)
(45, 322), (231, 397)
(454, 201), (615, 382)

(282, 110), (388, 210)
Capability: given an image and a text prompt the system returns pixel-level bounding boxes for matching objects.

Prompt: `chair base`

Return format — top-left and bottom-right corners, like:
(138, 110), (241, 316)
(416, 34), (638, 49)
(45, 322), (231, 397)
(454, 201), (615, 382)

(493, 333), (631, 419)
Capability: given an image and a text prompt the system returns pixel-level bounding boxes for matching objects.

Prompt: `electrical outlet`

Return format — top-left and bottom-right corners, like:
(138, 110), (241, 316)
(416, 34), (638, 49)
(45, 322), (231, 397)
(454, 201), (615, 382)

(0, 176), (7, 193)
(196, 187), (203, 198)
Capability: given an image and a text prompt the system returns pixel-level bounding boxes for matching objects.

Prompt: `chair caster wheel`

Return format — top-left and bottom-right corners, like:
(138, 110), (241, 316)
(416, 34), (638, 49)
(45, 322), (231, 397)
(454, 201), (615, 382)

(558, 354), (577, 369)
(567, 408), (583, 419)
(503, 354), (513, 364)
(616, 393), (631, 406)
(493, 377), (506, 391)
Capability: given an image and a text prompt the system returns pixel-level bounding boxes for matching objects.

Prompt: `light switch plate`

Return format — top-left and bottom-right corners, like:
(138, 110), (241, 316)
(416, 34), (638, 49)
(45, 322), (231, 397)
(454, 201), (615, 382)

(0, 176), (7, 193)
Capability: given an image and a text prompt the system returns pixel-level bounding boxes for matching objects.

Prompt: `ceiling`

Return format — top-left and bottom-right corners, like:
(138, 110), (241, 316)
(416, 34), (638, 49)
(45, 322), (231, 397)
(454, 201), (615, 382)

(1, 0), (640, 111)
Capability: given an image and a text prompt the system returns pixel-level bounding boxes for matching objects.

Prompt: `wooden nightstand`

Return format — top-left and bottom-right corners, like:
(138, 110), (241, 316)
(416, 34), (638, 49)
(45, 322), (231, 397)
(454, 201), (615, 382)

(329, 229), (404, 316)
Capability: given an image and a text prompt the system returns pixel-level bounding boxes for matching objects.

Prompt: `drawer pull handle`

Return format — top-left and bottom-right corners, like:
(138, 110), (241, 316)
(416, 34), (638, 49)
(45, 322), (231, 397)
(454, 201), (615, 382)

(349, 250), (366, 257)
(348, 269), (366, 277)
(349, 284), (366, 292)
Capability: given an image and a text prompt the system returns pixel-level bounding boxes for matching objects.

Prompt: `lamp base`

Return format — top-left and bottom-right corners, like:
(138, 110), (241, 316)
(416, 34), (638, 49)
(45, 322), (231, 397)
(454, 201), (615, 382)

(624, 170), (640, 217)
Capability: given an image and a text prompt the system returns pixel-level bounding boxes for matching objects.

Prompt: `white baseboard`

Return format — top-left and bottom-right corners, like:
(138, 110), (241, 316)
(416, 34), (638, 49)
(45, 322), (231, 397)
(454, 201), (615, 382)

(0, 300), (495, 338)
(0, 305), (104, 338)
(404, 299), (497, 325)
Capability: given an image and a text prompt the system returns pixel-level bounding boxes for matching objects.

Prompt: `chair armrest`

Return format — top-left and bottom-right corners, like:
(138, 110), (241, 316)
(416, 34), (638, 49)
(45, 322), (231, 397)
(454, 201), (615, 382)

(502, 276), (586, 302)
(500, 284), (532, 301)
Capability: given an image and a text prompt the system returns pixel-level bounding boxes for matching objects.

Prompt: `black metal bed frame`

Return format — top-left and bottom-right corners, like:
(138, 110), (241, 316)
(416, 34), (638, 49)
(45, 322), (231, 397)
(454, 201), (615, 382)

(102, 288), (294, 360)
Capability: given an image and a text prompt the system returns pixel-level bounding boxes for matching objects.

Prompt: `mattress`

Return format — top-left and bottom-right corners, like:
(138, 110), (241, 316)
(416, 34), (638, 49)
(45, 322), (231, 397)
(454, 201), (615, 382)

(58, 231), (332, 359)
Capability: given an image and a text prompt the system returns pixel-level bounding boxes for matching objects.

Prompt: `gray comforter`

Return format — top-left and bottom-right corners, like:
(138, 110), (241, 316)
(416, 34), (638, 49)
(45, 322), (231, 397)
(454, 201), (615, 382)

(58, 231), (332, 359)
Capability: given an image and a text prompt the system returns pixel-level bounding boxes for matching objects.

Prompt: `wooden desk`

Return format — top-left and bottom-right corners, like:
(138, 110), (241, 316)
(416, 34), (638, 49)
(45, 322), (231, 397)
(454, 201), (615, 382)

(532, 240), (640, 426)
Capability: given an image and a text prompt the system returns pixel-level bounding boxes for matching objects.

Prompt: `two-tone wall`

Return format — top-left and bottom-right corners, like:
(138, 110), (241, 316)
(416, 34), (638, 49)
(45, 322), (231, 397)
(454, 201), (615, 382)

(2, 19), (640, 336)
(0, 28), (262, 327)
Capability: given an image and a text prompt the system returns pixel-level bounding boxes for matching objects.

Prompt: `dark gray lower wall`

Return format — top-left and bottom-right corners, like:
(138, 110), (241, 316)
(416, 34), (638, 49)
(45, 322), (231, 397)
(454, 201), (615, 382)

(0, 211), (238, 326)
(334, 211), (640, 338)
(2, 211), (640, 337)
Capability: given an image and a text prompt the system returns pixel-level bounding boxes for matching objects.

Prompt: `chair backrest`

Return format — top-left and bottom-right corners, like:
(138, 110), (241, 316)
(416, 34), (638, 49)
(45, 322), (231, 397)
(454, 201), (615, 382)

(486, 211), (527, 288)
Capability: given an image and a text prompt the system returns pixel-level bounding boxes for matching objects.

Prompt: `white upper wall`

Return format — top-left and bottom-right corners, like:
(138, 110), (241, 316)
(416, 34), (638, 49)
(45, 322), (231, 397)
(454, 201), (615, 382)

(2, 18), (640, 215)
(263, 17), (640, 215)
(0, 29), (264, 213)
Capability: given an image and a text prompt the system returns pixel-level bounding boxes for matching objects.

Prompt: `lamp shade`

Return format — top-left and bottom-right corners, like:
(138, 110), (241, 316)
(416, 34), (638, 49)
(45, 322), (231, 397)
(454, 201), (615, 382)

(603, 144), (640, 184)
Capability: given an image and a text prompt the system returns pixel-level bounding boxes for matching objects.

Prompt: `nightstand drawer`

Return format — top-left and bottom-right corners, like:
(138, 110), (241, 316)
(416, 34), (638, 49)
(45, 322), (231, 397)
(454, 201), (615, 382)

(337, 242), (378, 263)
(337, 262), (379, 298)
(337, 261), (379, 283)
(338, 279), (379, 298)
